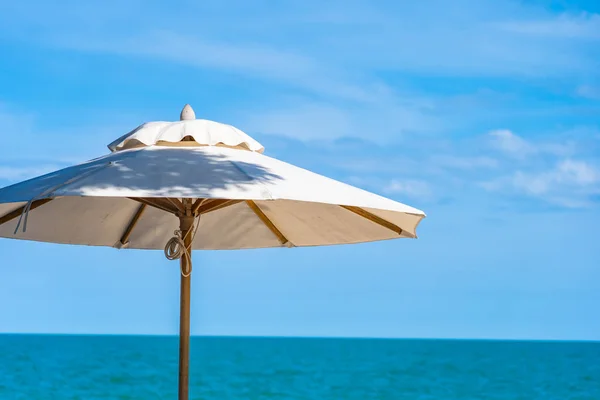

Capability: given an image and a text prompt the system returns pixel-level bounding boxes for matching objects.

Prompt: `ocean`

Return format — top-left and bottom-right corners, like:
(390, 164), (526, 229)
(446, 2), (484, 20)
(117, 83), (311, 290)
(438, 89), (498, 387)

(0, 335), (598, 399)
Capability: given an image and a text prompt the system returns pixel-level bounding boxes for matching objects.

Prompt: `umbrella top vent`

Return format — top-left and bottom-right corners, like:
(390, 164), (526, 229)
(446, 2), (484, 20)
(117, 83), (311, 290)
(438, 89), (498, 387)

(107, 104), (264, 153)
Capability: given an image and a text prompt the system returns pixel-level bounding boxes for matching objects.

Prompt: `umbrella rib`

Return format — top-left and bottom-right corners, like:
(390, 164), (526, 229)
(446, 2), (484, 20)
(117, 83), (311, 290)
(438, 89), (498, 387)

(118, 203), (147, 246)
(191, 198), (205, 214)
(149, 198), (184, 214)
(129, 197), (179, 215)
(166, 198), (185, 214)
(340, 205), (404, 235)
(245, 200), (290, 246)
(195, 199), (242, 215)
(0, 198), (54, 227)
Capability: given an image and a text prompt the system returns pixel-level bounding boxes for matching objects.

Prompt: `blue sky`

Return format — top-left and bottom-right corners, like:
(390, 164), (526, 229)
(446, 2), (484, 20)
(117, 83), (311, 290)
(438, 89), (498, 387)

(0, 0), (599, 340)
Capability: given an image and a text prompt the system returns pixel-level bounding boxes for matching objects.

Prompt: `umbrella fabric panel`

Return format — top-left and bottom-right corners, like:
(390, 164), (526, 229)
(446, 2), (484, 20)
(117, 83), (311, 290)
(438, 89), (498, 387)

(0, 197), (140, 247)
(187, 201), (283, 250)
(127, 201), (282, 250)
(0, 197), (418, 250)
(255, 200), (410, 247)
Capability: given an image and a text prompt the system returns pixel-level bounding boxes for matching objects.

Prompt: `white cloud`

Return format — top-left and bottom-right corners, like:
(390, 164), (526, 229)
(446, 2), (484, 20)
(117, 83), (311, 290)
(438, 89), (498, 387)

(480, 159), (600, 207)
(383, 179), (432, 198)
(488, 130), (533, 158)
(488, 129), (574, 159)
(554, 159), (599, 185)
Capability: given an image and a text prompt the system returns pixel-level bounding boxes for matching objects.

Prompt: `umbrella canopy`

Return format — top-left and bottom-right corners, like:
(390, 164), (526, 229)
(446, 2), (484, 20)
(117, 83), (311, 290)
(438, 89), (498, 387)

(0, 107), (425, 250)
(0, 105), (426, 400)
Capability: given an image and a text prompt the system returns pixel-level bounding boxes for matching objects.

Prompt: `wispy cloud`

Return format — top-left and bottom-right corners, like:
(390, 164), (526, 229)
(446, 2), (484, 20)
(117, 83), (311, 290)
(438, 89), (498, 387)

(53, 32), (384, 104)
(430, 155), (499, 170)
(496, 12), (600, 40)
(488, 130), (533, 158)
(480, 159), (600, 208)
(383, 179), (433, 198)
(0, 103), (35, 135)
(576, 85), (600, 100)
(2, 1), (599, 89)
(238, 97), (444, 141)
(488, 129), (574, 159)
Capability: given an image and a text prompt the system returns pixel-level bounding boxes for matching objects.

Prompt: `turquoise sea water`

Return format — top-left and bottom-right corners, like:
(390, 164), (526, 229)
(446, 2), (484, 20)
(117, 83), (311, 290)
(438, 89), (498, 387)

(0, 335), (598, 399)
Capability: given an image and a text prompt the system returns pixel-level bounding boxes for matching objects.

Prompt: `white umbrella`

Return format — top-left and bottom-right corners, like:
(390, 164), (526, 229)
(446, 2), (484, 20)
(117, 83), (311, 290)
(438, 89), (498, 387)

(0, 105), (426, 399)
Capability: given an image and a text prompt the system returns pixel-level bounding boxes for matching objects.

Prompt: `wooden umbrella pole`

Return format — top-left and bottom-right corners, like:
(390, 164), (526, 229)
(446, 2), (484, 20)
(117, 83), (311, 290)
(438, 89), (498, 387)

(178, 213), (194, 400)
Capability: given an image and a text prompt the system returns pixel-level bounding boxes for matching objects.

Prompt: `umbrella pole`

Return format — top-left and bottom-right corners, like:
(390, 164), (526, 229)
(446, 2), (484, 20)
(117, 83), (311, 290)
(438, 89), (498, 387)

(178, 214), (194, 400)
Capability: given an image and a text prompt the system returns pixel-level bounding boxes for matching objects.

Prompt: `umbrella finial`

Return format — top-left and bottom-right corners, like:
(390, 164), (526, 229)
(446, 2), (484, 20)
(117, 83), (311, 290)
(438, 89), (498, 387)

(180, 104), (196, 121)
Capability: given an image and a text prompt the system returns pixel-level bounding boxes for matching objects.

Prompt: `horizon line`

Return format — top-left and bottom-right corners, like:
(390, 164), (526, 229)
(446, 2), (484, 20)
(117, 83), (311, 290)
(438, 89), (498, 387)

(1, 332), (598, 344)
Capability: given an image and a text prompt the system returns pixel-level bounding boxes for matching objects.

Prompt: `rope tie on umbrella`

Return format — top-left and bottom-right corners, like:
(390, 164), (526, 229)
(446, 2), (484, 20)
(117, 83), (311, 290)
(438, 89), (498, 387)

(164, 215), (201, 277)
